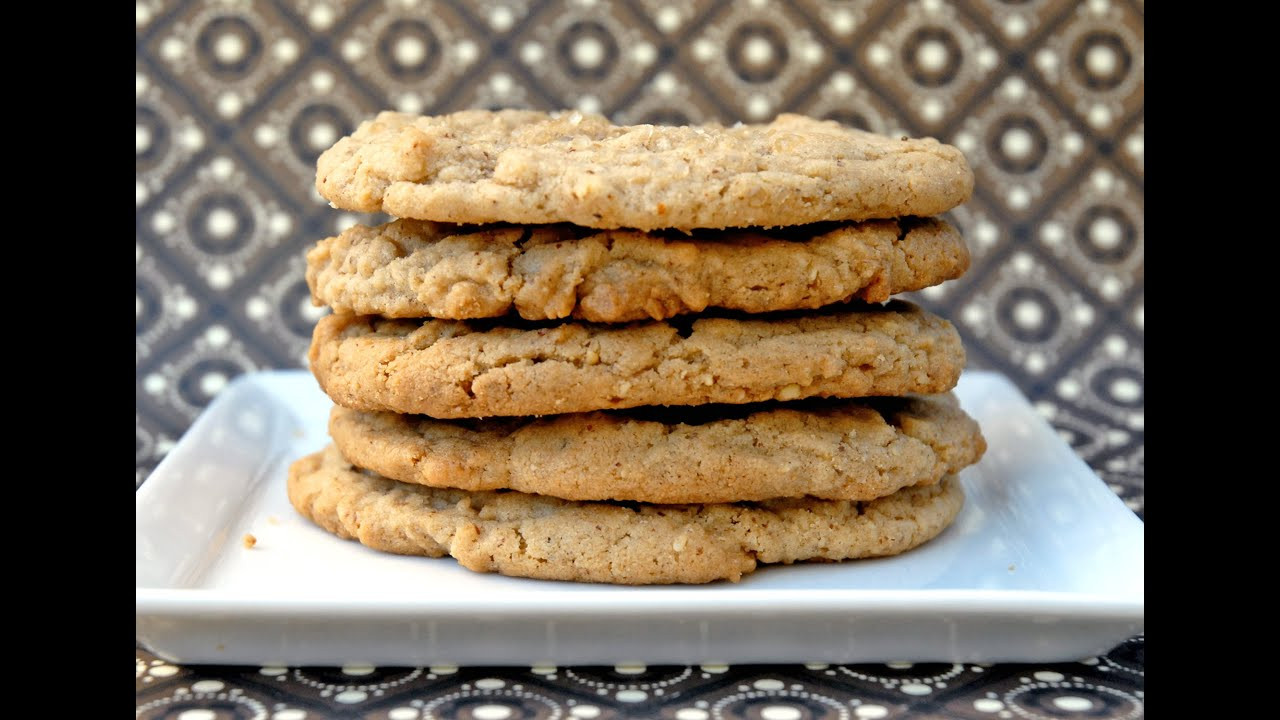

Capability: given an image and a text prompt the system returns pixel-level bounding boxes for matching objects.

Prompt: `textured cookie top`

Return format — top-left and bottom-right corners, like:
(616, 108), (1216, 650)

(330, 393), (985, 503)
(316, 110), (974, 230)
(288, 445), (965, 584)
(306, 218), (969, 322)
(309, 301), (965, 418)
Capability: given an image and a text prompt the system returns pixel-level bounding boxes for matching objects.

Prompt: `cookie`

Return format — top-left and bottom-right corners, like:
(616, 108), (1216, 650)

(306, 218), (969, 322)
(288, 445), (966, 584)
(309, 301), (964, 418)
(329, 393), (985, 503)
(315, 110), (974, 231)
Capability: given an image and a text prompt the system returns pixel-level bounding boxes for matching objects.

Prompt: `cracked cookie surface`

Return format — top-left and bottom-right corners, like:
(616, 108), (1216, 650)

(306, 218), (969, 322)
(309, 301), (965, 418)
(329, 393), (985, 503)
(316, 110), (974, 231)
(288, 445), (965, 584)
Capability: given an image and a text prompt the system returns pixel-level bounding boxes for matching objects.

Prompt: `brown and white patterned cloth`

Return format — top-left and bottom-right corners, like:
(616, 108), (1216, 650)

(135, 1), (1144, 716)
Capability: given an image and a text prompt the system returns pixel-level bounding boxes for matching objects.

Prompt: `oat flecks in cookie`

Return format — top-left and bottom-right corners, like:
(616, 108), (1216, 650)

(306, 218), (970, 322)
(316, 110), (974, 230)
(288, 445), (965, 584)
(329, 393), (985, 503)
(308, 301), (965, 418)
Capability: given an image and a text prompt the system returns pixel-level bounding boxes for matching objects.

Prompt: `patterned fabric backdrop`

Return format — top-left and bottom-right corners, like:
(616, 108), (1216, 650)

(136, 0), (1143, 716)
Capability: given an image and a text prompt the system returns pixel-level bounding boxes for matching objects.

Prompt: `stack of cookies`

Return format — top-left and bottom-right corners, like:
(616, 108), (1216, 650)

(289, 110), (986, 584)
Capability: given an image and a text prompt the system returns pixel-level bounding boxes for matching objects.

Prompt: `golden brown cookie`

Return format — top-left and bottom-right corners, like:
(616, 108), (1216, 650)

(309, 301), (965, 418)
(306, 218), (969, 322)
(328, 393), (985, 503)
(316, 110), (973, 230)
(288, 445), (966, 584)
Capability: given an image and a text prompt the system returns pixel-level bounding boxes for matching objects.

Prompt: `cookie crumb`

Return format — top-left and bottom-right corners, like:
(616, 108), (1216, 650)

(267, 515), (280, 525)
(1007, 563), (1016, 572)
(243, 533), (258, 549)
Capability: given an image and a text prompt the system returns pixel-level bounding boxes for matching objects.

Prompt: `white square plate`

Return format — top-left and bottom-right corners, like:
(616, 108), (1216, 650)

(136, 370), (1143, 666)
